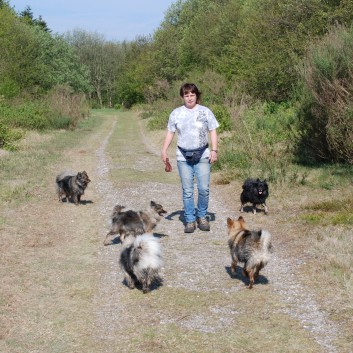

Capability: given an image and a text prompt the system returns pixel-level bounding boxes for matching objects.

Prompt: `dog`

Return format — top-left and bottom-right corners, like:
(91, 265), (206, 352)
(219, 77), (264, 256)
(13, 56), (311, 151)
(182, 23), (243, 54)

(56, 170), (91, 205)
(103, 201), (167, 245)
(226, 216), (272, 289)
(240, 178), (269, 214)
(119, 233), (163, 293)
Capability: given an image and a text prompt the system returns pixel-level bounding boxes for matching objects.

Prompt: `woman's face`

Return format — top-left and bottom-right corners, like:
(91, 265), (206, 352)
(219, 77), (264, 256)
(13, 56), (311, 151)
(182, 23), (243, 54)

(182, 91), (197, 109)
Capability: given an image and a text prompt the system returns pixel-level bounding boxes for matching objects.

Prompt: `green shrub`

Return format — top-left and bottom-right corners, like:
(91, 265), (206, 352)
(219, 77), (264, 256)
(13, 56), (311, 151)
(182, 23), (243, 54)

(216, 101), (302, 184)
(48, 115), (72, 129)
(0, 78), (21, 98)
(210, 104), (232, 133)
(296, 25), (353, 164)
(0, 122), (24, 150)
(0, 101), (50, 130)
(147, 109), (170, 130)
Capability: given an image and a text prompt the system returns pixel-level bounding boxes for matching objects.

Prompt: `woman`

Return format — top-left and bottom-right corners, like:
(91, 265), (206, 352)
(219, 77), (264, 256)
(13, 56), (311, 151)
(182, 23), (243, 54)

(161, 83), (219, 233)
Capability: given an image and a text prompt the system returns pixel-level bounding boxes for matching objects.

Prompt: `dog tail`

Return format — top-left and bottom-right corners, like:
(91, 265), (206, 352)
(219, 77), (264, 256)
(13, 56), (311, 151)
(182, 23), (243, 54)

(259, 229), (273, 254)
(111, 205), (125, 217)
(133, 234), (163, 270)
(56, 170), (76, 193)
(56, 170), (76, 183)
(56, 170), (76, 195)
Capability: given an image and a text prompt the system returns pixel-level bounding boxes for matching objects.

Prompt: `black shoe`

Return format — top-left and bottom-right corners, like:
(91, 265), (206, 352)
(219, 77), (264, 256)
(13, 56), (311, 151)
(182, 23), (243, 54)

(184, 222), (196, 233)
(197, 217), (210, 231)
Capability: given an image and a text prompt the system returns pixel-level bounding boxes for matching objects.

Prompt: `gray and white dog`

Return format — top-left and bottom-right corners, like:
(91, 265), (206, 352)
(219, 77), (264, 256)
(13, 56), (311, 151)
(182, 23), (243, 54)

(56, 170), (91, 205)
(119, 233), (163, 293)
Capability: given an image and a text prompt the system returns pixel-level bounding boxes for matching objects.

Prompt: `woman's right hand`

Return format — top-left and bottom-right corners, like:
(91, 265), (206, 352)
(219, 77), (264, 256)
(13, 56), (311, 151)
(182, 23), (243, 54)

(161, 151), (168, 164)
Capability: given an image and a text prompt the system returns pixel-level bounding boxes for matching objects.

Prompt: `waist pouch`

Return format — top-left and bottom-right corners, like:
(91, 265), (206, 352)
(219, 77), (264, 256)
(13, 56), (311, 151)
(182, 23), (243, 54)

(178, 143), (208, 164)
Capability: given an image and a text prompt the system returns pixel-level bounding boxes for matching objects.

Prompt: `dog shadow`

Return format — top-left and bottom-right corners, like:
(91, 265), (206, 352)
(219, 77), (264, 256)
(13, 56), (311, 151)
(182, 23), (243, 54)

(109, 235), (122, 245)
(165, 210), (216, 223)
(225, 265), (269, 287)
(80, 199), (94, 205)
(153, 232), (169, 239)
(241, 205), (266, 214)
(60, 197), (93, 205)
(122, 278), (163, 293)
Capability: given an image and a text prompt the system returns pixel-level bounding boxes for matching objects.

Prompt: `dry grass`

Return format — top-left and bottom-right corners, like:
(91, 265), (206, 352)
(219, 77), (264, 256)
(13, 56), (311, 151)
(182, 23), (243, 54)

(105, 287), (321, 353)
(0, 113), (106, 352)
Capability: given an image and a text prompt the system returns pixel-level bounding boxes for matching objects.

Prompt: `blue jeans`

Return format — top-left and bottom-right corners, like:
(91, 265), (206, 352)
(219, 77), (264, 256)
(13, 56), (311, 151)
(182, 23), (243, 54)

(177, 158), (210, 223)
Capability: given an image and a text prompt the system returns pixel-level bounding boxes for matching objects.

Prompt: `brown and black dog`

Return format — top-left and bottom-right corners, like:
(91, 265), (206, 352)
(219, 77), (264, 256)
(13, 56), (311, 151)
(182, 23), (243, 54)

(103, 201), (167, 245)
(226, 216), (272, 289)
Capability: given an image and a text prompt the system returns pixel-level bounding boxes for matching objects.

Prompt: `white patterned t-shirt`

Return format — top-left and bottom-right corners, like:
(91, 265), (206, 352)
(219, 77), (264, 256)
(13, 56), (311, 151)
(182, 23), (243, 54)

(167, 104), (219, 161)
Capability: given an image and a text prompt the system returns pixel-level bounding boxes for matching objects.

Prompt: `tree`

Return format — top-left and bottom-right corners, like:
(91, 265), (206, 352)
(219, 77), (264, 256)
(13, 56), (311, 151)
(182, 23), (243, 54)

(115, 36), (155, 107)
(19, 5), (50, 32)
(219, 0), (333, 102)
(65, 30), (127, 107)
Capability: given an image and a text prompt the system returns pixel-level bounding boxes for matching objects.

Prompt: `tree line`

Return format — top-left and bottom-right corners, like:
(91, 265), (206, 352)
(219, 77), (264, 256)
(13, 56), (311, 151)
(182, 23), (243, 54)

(0, 0), (352, 163)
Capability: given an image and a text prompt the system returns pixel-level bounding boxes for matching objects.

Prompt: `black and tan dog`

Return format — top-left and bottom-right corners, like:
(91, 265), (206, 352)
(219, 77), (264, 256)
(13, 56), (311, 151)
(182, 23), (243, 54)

(56, 170), (91, 205)
(103, 201), (167, 246)
(226, 216), (272, 289)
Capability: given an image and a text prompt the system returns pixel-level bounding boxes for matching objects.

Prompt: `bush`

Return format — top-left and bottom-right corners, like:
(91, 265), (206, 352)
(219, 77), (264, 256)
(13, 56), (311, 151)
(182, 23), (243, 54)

(210, 104), (232, 133)
(0, 78), (21, 98)
(0, 101), (50, 130)
(46, 85), (89, 129)
(216, 101), (302, 184)
(296, 25), (353, 164)
(0, 122), (24, 150)
(147, 109), (170, 130)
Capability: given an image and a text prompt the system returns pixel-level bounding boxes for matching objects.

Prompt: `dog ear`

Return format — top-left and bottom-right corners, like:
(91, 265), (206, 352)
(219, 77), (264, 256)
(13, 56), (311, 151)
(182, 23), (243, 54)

(237, 216), (249, 230)
(114, 205), (125, 213)
(226, 218), (234, 227)
(150, 201), (156, 207)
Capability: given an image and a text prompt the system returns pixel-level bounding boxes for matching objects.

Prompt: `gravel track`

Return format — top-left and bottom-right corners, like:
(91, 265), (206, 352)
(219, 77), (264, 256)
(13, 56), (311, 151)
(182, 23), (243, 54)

(92, 114), (342, 352)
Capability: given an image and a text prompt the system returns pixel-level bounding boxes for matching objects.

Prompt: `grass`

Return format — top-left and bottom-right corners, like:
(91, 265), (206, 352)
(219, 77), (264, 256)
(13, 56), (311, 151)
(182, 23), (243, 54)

(0, 111), (106, 353)
(100, 287), (321, 353)
(301, 197), (353, 226)
(106, 110), (180, 187)
(0, 115), (101, 206)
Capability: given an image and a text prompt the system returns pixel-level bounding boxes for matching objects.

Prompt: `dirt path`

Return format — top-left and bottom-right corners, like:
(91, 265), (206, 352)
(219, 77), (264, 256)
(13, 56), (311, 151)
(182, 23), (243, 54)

(1, 110), (349, 353)
(90, 111), (344, 353)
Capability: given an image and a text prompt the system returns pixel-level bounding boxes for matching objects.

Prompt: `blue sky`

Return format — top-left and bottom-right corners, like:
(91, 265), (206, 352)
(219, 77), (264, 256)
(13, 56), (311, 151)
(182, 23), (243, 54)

(9, 0), (176, 41)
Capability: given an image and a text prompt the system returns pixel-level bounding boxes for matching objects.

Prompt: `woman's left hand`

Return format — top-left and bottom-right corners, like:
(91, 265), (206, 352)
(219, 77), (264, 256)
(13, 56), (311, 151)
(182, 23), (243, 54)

(209, 150), (218, 164)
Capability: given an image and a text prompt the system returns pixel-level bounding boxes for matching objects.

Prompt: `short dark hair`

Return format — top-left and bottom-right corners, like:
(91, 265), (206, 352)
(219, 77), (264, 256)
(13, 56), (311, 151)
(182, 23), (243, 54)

(179, 83), (201, 102)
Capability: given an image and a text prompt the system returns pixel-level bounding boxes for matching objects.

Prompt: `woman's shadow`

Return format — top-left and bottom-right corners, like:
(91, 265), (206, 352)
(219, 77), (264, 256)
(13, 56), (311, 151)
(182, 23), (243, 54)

(165, 209), (216, 223)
